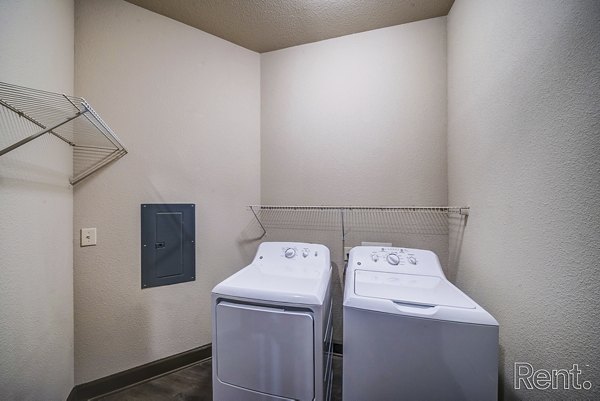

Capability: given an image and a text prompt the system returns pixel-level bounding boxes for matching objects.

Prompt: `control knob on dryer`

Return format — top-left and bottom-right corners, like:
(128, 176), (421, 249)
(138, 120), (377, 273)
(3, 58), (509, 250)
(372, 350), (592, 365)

(386, 253), (400, 266)
(284, 248), (296, 258)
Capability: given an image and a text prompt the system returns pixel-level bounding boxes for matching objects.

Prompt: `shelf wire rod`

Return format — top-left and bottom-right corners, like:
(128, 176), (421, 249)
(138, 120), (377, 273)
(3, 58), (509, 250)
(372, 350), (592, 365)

(80, 101), (124, 150)
(74, 144), (124, 151)
(0, 105), (76, 129)
(0, 83), (79, 98)
(0, 94), (75, 108)
(0, 95), (81, 112)
(0, 99), (76, 146)
(71, 148), (127, 184)
(63, 94), (82, 112)
(0, 109), (83, 156)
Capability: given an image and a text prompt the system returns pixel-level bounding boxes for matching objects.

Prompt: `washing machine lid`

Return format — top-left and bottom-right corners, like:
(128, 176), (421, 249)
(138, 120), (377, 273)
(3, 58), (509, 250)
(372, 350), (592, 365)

(213, 262), (331, 305)
(354, 270), (476, 309)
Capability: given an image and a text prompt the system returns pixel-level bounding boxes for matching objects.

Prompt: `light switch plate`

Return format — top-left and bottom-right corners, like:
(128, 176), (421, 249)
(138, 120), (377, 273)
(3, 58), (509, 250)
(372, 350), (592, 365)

(81, 228), (97, 247)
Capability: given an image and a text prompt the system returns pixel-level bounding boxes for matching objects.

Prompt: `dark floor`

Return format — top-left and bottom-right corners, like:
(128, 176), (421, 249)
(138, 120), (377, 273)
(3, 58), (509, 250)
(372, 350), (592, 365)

(96, 356), (342, 401)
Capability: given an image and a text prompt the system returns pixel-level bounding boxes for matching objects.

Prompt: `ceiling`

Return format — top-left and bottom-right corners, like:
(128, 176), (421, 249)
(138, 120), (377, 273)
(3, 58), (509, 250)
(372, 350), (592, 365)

(124, 0), (454, 53)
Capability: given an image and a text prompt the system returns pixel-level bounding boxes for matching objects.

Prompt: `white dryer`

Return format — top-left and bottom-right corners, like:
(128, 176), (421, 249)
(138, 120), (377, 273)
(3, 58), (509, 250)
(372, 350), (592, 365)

(212, 242), (334, 401)
(343, 246), (498, 401)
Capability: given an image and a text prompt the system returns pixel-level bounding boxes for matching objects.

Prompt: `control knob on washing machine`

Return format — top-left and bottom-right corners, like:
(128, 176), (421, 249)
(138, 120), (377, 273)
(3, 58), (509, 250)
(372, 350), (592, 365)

(386, 253), (400, 266)
(371, 254), (379, 262)
(284, 248), (296, 258)
(408, 256), (417, 265)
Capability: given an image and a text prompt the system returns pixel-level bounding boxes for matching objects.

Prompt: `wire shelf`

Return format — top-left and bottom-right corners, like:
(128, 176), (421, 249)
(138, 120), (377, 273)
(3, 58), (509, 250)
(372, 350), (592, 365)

(0, 81), (127, 184)
(248, 205), (469, 240)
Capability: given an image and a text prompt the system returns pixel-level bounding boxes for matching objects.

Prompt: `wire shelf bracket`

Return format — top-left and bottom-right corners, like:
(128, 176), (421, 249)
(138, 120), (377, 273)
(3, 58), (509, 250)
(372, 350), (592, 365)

(0, 81), (128, 185)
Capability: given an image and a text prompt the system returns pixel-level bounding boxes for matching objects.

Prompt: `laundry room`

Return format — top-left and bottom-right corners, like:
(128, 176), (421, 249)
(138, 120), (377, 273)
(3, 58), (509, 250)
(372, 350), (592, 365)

(1, 0), (598, 400)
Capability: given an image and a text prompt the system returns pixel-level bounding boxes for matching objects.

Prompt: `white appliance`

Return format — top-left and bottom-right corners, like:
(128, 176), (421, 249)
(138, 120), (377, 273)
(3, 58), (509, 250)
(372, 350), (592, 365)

(343, 246), (498, 401)
(212, 242), (333, 401)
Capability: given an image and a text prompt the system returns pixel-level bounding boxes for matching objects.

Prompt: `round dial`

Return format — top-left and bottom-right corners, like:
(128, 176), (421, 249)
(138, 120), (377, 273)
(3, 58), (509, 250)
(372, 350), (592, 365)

(372, 254), (379, 262)
(408, 256), (417, 265)
(284, 248), (296, 258)
(302, 249), (309, 258)
(387, 253), (400, 265)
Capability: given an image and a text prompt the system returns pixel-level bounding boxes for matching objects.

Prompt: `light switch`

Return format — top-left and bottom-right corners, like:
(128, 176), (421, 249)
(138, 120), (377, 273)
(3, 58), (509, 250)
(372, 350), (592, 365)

(81, 228), (97, 247)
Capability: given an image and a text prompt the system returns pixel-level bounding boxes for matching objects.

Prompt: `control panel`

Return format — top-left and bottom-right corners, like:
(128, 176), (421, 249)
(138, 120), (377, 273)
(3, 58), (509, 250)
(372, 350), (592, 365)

(252, 242), (327, 265)
(368, 247), (419, 266)
(281, 245), (319, 259)
(348, 246), (444, 276)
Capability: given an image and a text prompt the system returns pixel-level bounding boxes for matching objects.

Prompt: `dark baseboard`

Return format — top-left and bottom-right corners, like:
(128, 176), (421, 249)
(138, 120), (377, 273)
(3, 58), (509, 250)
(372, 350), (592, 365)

(69, 344), (212, 401)
(66, 387), (77, 401)
(68, 341), (342, 400)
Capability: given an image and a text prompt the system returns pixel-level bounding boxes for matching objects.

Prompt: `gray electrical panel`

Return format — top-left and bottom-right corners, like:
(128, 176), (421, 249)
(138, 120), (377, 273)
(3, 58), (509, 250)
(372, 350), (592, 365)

(141, 204), (195, 288)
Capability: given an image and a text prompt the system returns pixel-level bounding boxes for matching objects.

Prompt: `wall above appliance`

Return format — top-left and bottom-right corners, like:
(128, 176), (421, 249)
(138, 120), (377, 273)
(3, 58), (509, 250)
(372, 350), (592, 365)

(0, 81), (127, 184)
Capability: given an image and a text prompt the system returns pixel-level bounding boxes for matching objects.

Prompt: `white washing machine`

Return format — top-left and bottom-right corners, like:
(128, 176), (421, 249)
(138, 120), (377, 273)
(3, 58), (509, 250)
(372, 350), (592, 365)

(212, 242), (334, 401)
(343, 246), (498, 401)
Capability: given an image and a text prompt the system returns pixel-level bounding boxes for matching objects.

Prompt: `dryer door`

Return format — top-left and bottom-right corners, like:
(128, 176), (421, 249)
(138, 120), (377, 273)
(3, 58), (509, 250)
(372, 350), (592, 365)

(215, 301), (314, 401)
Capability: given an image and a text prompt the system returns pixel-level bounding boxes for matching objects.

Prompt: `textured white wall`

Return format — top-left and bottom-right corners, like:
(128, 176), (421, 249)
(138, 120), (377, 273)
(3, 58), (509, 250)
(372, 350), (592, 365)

(261, 17), (447, 206)
(74, 0), (260, 383)
(260, 17), (448, 343)
(448, 1), (600, 399)
(0, 0), (75, 399)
